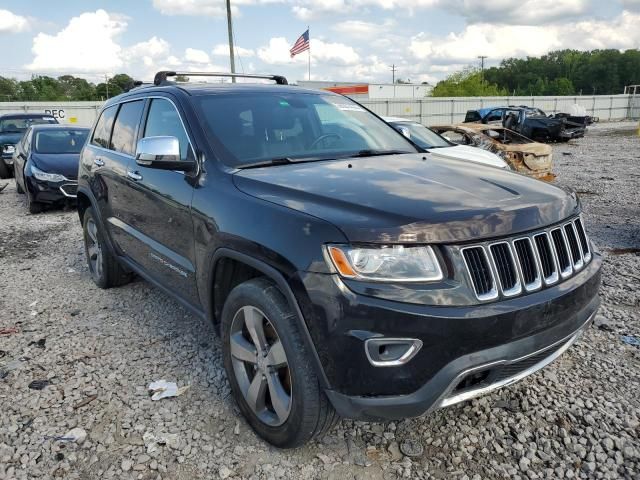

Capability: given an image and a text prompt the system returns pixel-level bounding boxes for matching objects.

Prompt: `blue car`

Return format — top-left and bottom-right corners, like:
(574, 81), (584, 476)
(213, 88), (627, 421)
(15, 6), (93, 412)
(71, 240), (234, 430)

(0, 113), (58, 178)
(13, 124), (89, 213)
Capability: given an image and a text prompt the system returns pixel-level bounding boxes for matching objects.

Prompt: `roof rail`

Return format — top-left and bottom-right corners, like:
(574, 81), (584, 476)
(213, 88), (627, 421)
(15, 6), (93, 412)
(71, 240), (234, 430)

(153, 71), (288, 86)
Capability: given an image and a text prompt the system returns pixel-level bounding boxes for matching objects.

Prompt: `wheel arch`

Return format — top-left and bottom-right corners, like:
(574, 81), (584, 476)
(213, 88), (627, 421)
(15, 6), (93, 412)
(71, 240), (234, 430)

(209, 248), (330, 389)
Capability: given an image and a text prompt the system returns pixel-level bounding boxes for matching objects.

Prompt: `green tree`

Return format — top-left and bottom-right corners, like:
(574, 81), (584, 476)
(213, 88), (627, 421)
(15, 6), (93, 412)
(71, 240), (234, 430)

(432, 68), (507, 97)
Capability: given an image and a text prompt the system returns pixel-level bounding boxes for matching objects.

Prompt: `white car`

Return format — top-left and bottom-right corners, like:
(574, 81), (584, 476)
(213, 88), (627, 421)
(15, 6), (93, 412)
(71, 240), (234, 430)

(383, 117), (509, 169)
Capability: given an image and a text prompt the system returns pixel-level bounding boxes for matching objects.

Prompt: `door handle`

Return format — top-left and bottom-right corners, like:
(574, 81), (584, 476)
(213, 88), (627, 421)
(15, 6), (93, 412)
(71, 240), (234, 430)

(127, 170), (143, 181)
(94, 157), (105, 167)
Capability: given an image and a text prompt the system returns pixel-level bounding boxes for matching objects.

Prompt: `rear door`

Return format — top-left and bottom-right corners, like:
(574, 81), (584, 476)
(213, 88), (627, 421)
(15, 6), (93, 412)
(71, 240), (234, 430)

(80, 101), (143, 254)
(116, 96), (199, 305)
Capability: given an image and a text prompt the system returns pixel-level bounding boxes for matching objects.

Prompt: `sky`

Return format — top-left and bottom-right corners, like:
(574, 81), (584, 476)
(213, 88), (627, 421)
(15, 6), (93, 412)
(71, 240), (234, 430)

(0, 0), (639, 85)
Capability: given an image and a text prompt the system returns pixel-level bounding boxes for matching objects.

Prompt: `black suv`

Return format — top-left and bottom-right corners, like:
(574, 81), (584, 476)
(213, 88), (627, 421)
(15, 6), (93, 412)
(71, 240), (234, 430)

(77, 72), (601, 447)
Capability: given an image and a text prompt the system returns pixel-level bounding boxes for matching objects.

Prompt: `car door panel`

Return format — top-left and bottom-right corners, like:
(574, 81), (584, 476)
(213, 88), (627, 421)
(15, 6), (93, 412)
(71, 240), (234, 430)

(117, 96), (199, 305)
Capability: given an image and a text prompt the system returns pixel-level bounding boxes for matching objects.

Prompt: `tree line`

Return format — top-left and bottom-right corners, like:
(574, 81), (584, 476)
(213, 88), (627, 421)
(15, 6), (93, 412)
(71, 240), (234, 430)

(0, 74), (135, 101)
(432, 49), (640, 97)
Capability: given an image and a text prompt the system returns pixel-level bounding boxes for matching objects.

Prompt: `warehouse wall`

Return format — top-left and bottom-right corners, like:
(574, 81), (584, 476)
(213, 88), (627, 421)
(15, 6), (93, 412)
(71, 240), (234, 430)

(1, 94), (635, 128)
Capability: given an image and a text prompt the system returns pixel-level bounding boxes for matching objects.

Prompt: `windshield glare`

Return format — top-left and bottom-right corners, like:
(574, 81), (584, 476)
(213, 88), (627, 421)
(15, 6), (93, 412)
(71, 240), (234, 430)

(34, 130), (89, 154)
(196, 93), (417, 167)
(0, 117), (56, 133)
(390, 122), (451, 149)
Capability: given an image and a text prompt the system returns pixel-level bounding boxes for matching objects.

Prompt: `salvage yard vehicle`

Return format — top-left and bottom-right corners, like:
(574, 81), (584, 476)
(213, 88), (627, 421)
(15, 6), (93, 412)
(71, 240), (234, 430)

(0, 113), (58, 178)
(383, 116), (509, 169)
(77, 71), (601, 448)
(464, 106), (585, 142)
(431, 123), (555, 181)
(14, 124), (89, 213)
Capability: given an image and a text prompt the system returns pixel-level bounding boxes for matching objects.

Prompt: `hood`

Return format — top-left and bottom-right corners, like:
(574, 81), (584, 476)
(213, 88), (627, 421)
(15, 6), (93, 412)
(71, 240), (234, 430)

(233, 154), (579, 244)
(31, 152), (80, 180)
(0, 132), (24, 146)
(428, 145), (508, 169)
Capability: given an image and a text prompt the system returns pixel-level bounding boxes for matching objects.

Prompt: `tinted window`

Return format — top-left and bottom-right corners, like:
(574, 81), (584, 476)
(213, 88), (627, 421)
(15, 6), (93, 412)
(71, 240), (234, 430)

(91, 106), (117, 149)
(485, 110), (503, 122)
(0, 116), (56, 133)
(111, 100), (144, 155)
(389, 122), (451, 149)
(195, 93), (416, 167)
(34, 129), (90, 154)
(143, 99), (191, 161)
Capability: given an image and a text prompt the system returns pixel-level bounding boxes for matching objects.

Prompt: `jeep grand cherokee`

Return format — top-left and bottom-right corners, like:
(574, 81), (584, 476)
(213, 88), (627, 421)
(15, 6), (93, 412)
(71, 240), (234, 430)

(77, 71), (601, 447)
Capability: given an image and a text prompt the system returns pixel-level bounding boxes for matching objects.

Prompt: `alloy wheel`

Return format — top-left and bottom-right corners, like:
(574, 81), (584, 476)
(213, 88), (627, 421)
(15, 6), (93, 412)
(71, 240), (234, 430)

(85, 218), (103, 279)
(229, 306), (292, 426)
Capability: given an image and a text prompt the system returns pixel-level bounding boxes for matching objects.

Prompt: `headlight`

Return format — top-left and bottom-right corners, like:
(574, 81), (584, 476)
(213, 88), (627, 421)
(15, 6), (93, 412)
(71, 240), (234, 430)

(325, 244), (443, 282)
(2, 145), (15, 154)
(31, 165), (68, 183)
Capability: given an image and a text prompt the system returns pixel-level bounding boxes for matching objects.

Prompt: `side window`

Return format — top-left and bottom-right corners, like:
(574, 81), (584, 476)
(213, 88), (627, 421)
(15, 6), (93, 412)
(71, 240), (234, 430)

(485, 109), (503, 122)
(110, 100), (144, 155)
(91, 105), (117, 149)
(143, 99), (192, 161)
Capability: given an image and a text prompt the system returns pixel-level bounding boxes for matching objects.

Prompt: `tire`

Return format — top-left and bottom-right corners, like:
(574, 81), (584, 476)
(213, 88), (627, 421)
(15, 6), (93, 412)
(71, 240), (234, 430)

(0, 161), (10, 179)
(221, 277), (338, 448)
(82, 207), (131, 289)
(26, 193), (43, 214)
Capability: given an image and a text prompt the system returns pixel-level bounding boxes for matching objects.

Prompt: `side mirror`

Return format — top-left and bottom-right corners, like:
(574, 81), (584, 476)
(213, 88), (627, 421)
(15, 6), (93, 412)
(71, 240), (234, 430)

(135, 136), (195, 172)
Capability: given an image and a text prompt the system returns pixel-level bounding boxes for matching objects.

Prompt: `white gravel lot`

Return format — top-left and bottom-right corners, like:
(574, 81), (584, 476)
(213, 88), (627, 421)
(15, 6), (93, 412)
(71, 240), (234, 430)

(0, 122), (638, 480)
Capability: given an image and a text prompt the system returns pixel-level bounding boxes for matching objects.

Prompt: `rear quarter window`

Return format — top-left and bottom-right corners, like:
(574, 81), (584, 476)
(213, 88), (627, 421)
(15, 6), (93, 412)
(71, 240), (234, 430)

(91, 105), (118, 149)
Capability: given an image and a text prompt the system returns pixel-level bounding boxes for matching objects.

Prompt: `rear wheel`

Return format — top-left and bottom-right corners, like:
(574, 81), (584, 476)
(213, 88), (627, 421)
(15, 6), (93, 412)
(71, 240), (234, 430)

(82, 207), (131, 288)
(0, 161), (9, 179)
(221, 277), (338, 448)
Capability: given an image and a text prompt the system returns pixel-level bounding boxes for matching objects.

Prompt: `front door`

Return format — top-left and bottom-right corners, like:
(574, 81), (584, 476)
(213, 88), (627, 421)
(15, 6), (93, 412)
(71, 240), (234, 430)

(118, 96), (199, 305)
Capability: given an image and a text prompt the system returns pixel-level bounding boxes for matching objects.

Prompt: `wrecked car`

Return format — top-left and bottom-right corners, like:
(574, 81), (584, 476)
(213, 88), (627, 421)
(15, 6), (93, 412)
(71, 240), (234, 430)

(464, 106), (585, 142)
(430, 123), (555, 181)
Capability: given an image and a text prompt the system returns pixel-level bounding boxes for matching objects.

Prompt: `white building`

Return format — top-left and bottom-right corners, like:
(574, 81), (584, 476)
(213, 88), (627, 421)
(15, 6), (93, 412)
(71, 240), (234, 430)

(297, 81), (433, 99)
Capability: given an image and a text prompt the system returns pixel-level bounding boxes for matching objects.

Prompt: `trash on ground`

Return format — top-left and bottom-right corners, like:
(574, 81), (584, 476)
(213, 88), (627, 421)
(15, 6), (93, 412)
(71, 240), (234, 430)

(621, 335), (640, 347)
(0, 327), (19, 336)
(28, 300), (38, 308)
(28, 338), (46, 349)
(143, 431), (180, 453)
(594, 315), (614, 332)
(46, 428), (87, 444)
(73, 394), (97, 409)
(148, 380), (189, 401)
(28, 379), (50, 390)
(0, 183), (7, 193)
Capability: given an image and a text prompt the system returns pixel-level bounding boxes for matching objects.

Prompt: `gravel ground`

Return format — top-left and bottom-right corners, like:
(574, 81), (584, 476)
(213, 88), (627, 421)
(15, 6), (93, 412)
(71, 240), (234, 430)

(0, 122), (638, 480)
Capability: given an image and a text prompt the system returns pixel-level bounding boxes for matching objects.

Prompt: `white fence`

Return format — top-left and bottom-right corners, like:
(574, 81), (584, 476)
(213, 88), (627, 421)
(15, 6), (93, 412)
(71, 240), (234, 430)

(0, 94), (637, 128)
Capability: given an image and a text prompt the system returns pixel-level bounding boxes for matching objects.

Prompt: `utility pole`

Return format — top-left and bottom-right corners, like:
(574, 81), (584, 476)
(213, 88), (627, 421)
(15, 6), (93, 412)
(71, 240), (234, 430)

(390, 64), (396, 84)
(226, 0), (236, 83)
(104, 74), (109, 98)
(478, 55), (487, 93)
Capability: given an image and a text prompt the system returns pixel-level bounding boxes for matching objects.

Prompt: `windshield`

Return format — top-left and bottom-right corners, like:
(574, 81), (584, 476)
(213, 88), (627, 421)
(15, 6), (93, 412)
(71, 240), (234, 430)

(196, 93), (417, 167)
(389, 122), (451, 149)
(0, 117), (57, 133)
(34, 129), (89, 154)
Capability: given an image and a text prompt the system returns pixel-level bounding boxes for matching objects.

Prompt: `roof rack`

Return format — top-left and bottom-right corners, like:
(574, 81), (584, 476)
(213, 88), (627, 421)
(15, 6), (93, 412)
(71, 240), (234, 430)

(153, 71), (288, 86)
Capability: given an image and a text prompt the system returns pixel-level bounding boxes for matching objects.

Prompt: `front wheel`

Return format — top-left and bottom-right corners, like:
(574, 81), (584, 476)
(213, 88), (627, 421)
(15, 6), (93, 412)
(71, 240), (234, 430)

(26, 193), (43, 214)
(82, 207), (131, 288)
(221, 277), (338, 448)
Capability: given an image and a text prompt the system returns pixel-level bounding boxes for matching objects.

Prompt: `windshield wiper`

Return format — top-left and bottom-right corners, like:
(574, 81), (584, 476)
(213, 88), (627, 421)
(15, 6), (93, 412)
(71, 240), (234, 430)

(237, 157), (294, 169)
(344, 149), (413, 158)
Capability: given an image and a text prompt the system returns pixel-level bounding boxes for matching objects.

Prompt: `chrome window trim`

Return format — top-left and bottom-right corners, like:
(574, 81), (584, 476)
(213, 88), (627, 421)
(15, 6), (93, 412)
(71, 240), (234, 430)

(487, 241), (522, 297)
(511, 236), (542, 292)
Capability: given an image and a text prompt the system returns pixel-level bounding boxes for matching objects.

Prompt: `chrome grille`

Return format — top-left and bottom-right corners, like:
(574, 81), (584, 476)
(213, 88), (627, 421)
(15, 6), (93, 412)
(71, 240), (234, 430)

(461, 217), (592, 301)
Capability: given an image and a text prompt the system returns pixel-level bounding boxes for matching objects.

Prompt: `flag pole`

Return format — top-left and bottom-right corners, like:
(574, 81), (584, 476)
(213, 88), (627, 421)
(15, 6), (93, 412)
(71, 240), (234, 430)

(307, 26), (311, 81)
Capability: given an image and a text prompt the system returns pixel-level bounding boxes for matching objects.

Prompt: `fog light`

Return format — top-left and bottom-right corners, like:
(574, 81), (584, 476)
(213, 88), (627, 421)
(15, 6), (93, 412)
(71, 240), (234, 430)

(364, 338), (422, 367)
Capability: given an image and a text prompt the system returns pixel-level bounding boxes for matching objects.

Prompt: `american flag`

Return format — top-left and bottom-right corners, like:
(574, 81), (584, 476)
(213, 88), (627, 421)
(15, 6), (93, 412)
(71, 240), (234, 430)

(290, 29), (310, 58)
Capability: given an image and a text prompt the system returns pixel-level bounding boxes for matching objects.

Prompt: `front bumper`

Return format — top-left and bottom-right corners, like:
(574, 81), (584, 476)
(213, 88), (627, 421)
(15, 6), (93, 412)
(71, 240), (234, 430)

(26, 176), (78, 203)
(296, 253), (601, 421)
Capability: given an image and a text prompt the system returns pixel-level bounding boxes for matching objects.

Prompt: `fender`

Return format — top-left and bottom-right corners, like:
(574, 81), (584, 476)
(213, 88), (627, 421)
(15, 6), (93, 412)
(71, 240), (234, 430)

(76, 185), (119, 256)
(209, 247), (330, 389)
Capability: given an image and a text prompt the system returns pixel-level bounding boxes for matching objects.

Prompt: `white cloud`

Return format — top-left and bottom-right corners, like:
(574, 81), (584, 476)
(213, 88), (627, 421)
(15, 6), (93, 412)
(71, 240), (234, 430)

(622, 0), (640, 10)
(0, 9), (29, 33)
(442, 0), (590, 25)
(185, 47), (211, 64)
(257, 37), (301, 64)
(123, 36), (171, 67)
(332, 19), (394, 39)
(152, 0), (284, 17)
(212, 44), (255, 57)
(27, 10), (126, 72)
(257, 37), (359, 66)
